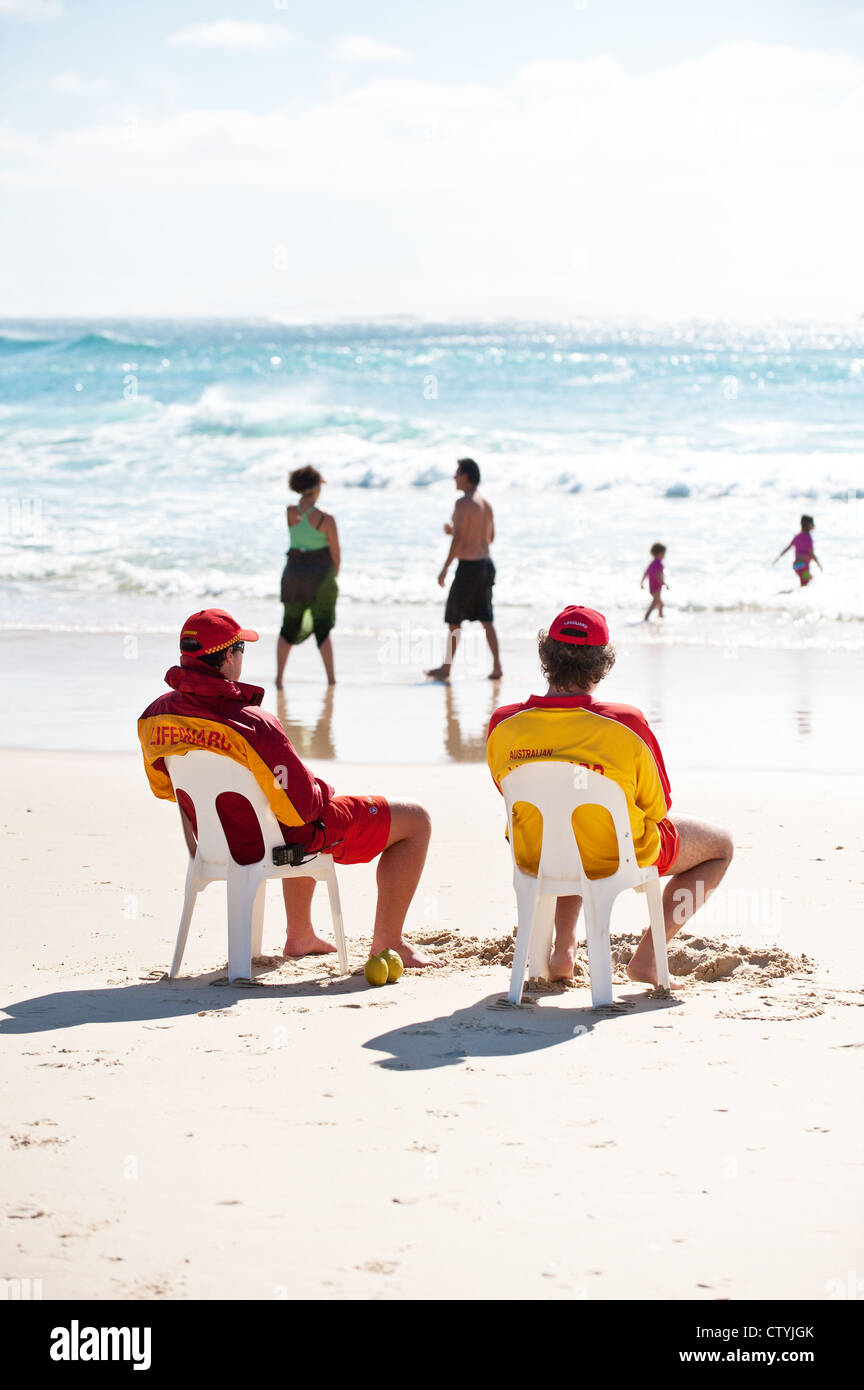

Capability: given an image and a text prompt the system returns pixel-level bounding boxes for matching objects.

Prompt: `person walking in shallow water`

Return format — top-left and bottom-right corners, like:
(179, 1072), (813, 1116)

(426, 457), (502, 682)
(774, 514), (821, 588)
(641, 542), (668, 621)
(276, 466), (340, 688)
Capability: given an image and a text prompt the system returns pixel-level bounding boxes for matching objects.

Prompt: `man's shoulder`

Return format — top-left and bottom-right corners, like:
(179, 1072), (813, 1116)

(588, 697), (647, 720)
(487, 699), (531, 737)
(487, 696), (655, 739)
(138, 689), (287, 734)
(138, 690), (179, 721)
(586, 699), (663, 754)
(588, 697), (650, 727)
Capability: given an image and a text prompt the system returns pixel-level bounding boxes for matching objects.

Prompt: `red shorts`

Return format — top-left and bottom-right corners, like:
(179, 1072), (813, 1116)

(654, 816), (680, 876)
(320, 795), (391, 865)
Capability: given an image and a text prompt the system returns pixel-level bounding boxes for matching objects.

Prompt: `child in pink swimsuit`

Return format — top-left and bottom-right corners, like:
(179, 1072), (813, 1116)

(774, 514), (821, 587)
(641, 542), (668, 620)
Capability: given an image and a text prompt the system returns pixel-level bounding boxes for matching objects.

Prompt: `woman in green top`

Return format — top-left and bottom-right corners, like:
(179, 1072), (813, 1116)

(277, 466), (340, 687)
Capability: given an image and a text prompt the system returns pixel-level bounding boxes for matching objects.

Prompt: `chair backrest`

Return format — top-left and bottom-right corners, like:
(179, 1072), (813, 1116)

(501, 760), (640, 885)
(164, 751), (284, 868)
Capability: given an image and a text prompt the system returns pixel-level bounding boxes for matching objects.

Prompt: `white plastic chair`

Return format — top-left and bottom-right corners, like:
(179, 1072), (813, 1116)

(164, 752), (347, 983)
(502, 761), (670, 1007)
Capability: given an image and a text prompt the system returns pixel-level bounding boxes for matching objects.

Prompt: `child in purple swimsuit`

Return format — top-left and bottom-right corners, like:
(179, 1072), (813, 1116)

(641, 542), (668, 621)
(774, 514), (821, 587)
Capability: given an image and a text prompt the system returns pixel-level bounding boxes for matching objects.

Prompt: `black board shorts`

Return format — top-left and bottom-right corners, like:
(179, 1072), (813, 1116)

(444, 558), (496, 626)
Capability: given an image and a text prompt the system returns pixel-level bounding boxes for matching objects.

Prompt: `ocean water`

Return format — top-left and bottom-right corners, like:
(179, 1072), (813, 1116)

(1, 316), (863, 651)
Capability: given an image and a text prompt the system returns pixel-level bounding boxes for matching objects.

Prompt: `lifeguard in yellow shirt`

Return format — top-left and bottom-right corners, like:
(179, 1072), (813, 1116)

(486, 606), (733, 987)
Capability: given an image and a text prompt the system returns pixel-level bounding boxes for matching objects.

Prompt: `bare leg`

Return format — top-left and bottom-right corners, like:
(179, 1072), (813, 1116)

(276, 636), (291, 690)
(643, 595), (660, 622)
(549, 894), (583, 979)
(482, 621), (503, 679)
(318, 635), (336, 685)
(370, 802), (437, 967)
(426, 625), (461, 682)
(627, 814), (734, 986)
(282, 876), (337, 957)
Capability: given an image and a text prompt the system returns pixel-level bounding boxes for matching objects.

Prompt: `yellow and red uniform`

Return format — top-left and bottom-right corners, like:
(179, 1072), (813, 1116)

(486, 693), (679, 879)
(139, 664), (389, 865)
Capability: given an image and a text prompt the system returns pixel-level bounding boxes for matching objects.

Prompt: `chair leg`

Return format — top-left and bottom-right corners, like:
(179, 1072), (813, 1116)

(583, 888), (614, 1008)
(169, 859), (201, 979)
(527, 894), (556, 981)
(324, 863), (348, 975)
(226, 870), (255, 982)
(251, 881), (266, 960)
(508, 873), (538, 1005)
(644, 874), (670, 989)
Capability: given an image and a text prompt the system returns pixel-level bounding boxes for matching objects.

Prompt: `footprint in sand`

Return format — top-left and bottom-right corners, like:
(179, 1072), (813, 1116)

(9, 1134), (68, 1149)
(717, 996), (825, 1022)
(356, 1260), (399, 1275)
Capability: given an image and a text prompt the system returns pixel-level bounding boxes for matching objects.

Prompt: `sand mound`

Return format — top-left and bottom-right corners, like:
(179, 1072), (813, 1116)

(408, 928), (815, 989)
(412, 929), (515, 970)
(245, 929), (815, 998)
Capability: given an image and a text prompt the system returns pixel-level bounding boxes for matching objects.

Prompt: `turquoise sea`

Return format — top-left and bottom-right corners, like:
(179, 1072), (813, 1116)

(1, 316), (862, 650)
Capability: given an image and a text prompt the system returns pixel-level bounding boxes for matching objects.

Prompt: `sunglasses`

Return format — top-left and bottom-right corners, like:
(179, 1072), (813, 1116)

(229, 641), (245, 654)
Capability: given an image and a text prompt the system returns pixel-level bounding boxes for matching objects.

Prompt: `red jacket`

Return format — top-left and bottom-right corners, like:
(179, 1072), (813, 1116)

(138, 664), (334, 863)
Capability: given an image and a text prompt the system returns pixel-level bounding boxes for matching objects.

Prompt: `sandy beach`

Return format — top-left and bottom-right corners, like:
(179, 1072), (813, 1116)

(2, 744), (862, 1301)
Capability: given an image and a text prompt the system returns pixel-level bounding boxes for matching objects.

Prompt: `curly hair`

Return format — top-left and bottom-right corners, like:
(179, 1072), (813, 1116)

(289, 465), (322, 495)
(537, 630), (616, 691)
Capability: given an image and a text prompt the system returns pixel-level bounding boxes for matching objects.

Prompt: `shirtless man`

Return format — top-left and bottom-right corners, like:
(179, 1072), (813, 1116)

(426, 458), (502, 681)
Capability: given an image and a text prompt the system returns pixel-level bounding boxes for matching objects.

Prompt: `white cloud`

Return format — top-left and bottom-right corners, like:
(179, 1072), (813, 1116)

(330, 35), (412, 66)
(2, 43), (862, 318)
(52, 71), (109, 94)
(0, 125), (41, 157)
(0, 0), (63, 16)
(167, 20), (294, 50)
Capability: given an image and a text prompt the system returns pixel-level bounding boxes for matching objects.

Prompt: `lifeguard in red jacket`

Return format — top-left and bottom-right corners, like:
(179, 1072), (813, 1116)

(139, 608), (435, 967)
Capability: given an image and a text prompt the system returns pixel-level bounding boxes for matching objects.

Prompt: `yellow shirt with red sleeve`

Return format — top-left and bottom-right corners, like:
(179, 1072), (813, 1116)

(486, 693), (675, 879)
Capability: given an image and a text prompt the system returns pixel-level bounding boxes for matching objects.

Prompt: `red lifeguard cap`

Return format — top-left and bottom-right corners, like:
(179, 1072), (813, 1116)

(548, 606), (610, 645)
(179, 608), (259, 664)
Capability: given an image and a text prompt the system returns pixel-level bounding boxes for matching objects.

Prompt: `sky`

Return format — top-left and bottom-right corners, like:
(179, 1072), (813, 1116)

(1, 0), (863, 320)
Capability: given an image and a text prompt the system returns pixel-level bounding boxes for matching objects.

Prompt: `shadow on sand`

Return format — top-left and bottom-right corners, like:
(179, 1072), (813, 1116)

(0, 965), (374, 1035)
(1, 971), (680, 1068)
(362, 988), (681, 1070)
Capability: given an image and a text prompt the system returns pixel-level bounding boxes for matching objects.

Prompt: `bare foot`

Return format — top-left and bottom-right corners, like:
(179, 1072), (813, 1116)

(283, 929), (338, 958)
(374, 940), (443, 968)
(627, 958), (685, 990)
(488, 668), (503, 680)
(549, 945), (576, 981)
(425, 666), (450, 683)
